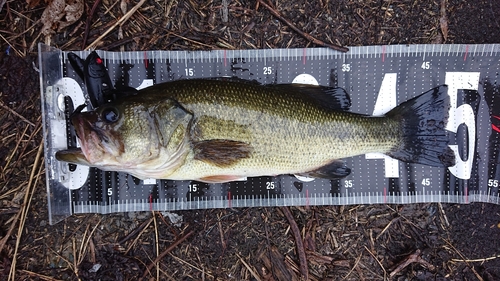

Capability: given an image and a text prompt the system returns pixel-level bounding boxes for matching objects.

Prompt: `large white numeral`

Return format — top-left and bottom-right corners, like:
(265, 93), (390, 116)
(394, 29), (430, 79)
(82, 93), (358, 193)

(445, 72), (480, 180)
(292, 73), (319, 85)
(365, 73), (400, 178)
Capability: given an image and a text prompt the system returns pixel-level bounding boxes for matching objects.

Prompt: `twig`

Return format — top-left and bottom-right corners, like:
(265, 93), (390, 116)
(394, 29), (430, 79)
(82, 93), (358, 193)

(218, 219), (227, 250)
(102, 34), (148, 50)
(119, 217), (152, 244)
(256, 0), (349, 52)
(88, 238), (96, 264)
(280, 207), (308, 280)
(72, 238), (79, 277)
(86, 0), (146, 50)
(153, 211), (160, 280)
(452, 255), (500, 263)
(342, 253), (362, 280)
(375, 217), (399, 240)
(437, 202), (450, 227)
(236, 253), (262, 281)
(3, 121), (42, 187)
(0, 32), (22, 57)
(8, 142), (44, 281)
(389, 249), (435, 278)
(0, 101), (35, 126)
(439, 0), (448, 41)
(169, 253), (214, 278)
(124, 217), (154, 255)
(47, 246), (75, 271)
(3, 124), (30, 179)
(141, 230), (195, 280)
(363, 245), (387, 279)
(0, 212), (21, 256)
(78, 217), (103, 266)
(19, 270), (63, 281)
(82, 0), (102, 49)
(443, 239), (484, 281)
(263, 209), (277, 280)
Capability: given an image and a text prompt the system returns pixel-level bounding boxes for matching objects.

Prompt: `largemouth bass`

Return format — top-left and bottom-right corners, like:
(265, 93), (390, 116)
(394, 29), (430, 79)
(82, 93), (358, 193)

(56, 79), (455, 183)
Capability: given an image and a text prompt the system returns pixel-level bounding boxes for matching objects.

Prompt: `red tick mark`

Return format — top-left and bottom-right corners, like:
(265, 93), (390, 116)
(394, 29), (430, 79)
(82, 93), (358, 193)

(492, 116), (500, 133)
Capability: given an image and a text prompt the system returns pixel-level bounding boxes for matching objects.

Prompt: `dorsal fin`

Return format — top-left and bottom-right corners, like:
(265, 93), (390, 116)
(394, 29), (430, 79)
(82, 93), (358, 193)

(266, 84), (352, 111)
(197, 79), (351, 111)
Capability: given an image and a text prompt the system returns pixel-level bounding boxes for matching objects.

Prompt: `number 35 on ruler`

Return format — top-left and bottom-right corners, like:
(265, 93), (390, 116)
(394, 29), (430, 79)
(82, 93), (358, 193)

(366, 72), (480, 180)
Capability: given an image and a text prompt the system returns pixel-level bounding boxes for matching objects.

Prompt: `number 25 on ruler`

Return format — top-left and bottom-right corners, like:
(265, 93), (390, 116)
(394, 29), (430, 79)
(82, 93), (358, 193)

(367, 72), (480, 180)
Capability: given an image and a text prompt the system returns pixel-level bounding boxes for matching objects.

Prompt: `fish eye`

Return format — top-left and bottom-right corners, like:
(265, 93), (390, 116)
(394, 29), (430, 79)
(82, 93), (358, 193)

(101, 107), (119, 123)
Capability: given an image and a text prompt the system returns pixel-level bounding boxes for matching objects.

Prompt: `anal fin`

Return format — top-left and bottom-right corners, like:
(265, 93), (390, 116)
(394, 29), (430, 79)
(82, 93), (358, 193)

(296, 160), (351, 180)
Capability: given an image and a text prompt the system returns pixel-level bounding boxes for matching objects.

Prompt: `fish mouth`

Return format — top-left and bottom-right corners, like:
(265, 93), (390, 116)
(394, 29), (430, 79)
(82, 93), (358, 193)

(56, 110), (107, 165)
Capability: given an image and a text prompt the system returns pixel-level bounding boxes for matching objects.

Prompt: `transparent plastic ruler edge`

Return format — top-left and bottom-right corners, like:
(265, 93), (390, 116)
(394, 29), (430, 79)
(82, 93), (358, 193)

(38, 43), (500, 224)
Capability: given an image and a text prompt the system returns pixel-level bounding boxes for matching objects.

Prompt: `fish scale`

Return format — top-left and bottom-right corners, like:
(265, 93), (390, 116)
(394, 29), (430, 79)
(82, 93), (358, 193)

(39, 43), (500, 225)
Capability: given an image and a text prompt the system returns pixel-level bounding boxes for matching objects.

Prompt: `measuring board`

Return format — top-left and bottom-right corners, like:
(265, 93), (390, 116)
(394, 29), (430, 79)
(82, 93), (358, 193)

(39, 43), (500, 224)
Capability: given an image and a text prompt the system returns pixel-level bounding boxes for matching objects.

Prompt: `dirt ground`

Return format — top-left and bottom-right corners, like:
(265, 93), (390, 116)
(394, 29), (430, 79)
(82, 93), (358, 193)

(1, 0), (500, 280)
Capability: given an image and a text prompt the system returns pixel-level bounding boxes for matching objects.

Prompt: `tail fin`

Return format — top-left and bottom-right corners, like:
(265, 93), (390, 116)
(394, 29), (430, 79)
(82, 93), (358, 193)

(386, 85), (456, 167)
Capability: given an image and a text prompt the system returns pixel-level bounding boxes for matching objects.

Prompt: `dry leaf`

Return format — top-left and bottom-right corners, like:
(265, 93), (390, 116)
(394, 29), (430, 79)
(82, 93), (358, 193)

(120, 0), (128, 15)
(40, 0), (83, 36)
(59, 0), (84, 30)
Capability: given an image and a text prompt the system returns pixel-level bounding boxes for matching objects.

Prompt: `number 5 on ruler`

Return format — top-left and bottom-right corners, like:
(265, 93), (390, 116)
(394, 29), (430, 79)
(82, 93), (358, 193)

(445, 72), (480, 180)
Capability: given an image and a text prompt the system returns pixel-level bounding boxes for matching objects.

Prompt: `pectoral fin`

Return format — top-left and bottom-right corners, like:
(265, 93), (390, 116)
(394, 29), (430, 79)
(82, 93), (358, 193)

(193, 139), (253, 167)
(296, 160), (351, 180)
(198, 175), (247, 183)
